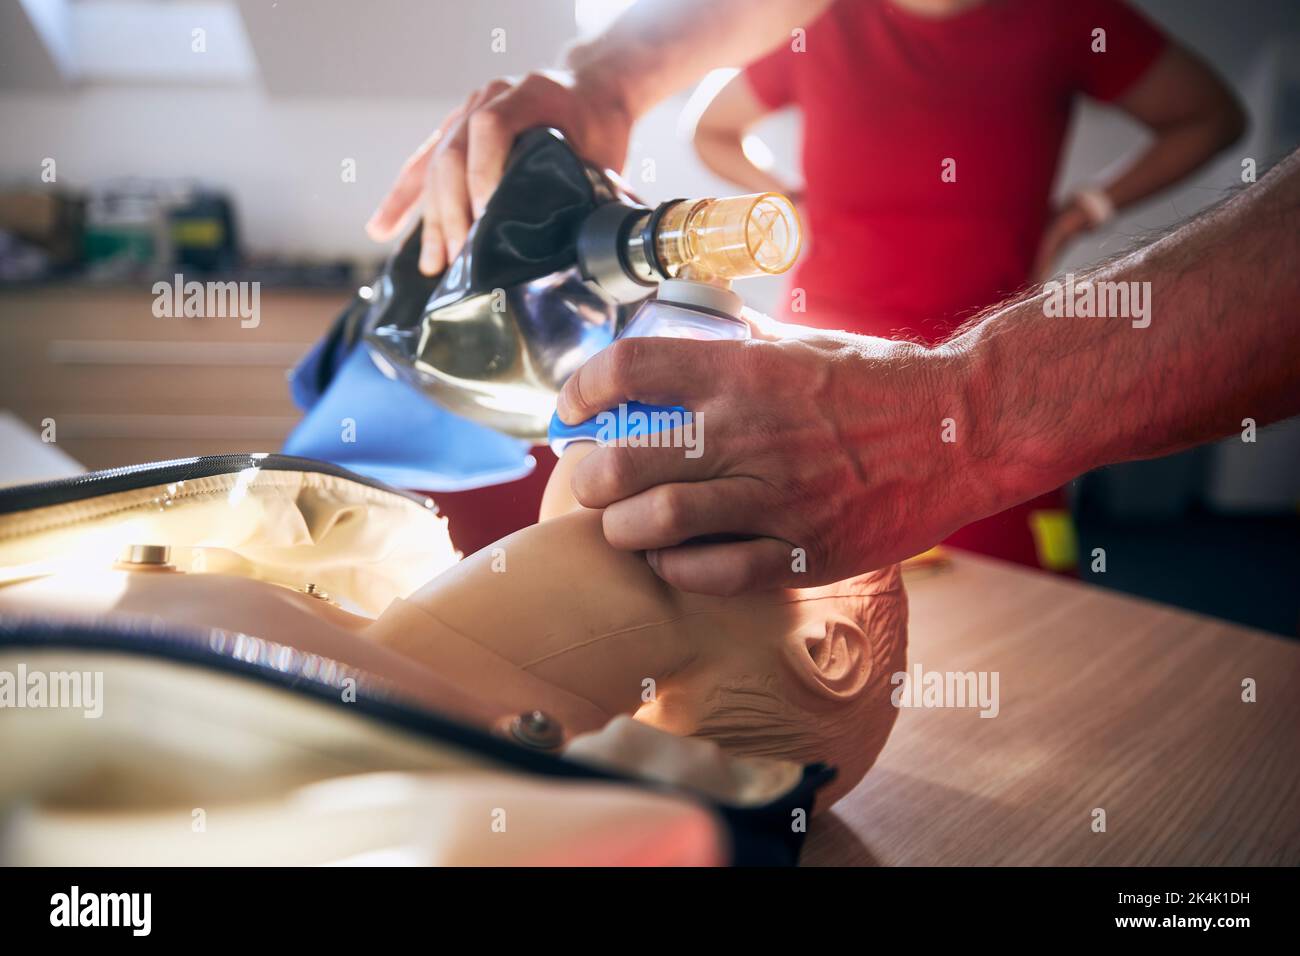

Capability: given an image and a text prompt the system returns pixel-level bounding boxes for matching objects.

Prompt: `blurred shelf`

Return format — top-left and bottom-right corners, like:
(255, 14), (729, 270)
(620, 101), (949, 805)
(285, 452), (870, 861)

(0, 286), (350, 471)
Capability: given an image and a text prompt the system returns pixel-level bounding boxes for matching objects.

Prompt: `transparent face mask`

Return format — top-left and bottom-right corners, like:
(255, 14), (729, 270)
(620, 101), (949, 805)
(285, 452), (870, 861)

(362, 128), (801, 441)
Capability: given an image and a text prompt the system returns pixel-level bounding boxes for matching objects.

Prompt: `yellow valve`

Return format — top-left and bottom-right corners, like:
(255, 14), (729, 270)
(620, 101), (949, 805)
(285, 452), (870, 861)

(652, 192), (801, 282)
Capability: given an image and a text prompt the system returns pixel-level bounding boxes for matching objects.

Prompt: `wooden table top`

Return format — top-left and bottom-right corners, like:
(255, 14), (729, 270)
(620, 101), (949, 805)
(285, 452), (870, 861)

(803, 553), (1300, 866)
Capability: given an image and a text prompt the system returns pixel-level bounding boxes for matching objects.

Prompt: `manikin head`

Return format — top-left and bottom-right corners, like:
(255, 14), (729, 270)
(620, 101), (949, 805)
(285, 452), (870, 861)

(531, 444), (908, 806)
(627, 568), (907, 807)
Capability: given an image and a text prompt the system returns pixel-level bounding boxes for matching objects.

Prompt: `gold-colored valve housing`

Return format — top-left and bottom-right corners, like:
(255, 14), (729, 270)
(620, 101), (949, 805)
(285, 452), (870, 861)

(652, 192), (801, 281)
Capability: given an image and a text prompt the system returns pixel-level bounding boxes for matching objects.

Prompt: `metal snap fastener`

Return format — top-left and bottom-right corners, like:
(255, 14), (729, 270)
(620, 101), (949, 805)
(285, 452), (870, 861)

(299, 583), (332, 602)
(509, 710), (564, 751)
(115, 544), (174, 570)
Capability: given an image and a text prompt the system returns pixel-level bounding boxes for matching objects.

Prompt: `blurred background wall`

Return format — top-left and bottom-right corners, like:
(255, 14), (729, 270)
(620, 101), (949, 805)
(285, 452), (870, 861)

(3, 1), (1297, 286)
(1, 0), (1296, 632)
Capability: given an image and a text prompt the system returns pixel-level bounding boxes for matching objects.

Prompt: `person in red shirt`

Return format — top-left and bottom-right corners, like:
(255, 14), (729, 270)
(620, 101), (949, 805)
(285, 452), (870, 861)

(693, 0), (1244, 571)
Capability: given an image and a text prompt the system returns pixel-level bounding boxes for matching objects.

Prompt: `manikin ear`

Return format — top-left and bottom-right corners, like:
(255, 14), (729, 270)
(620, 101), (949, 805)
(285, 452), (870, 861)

(783, 614), (874, 702)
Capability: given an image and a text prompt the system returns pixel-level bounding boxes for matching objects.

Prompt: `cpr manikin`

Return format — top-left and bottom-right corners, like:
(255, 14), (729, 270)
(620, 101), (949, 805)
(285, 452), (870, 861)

(0, 454), (907, 811)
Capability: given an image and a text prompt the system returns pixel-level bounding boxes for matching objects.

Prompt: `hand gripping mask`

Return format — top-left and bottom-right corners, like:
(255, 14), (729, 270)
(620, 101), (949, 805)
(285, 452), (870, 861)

(364, 127), (649, 441)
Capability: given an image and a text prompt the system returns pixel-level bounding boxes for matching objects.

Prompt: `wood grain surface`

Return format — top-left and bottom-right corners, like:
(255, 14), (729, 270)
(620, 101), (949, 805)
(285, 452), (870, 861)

(803, 554), (1300, 865)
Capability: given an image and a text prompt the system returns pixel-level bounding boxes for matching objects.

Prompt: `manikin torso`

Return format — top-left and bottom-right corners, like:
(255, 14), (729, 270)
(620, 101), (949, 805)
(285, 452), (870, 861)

(0, 453), (907, 807)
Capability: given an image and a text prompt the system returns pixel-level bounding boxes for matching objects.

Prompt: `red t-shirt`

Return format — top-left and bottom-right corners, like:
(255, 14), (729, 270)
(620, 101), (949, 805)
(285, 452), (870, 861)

(745, 0), (1166, 342)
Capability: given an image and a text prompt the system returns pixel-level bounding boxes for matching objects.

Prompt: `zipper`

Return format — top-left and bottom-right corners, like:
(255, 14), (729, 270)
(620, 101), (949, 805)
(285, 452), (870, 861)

(0, 453), (431, 515)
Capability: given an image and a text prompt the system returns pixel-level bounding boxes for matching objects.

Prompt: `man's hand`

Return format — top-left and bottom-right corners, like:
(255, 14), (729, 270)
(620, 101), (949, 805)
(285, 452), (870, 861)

(362, 0), (834, 276)
(556, 323), (992, 594)
(365, 70), (632, 276)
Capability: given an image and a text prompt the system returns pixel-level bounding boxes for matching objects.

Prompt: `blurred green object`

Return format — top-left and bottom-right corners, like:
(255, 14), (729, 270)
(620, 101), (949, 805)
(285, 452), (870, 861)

(82, 224), (154, 267)
(82, 181), (166, 275)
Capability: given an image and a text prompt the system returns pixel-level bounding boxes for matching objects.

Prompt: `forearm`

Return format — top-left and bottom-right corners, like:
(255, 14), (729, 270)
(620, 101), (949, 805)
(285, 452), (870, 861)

(953, 148), (1300, 512)
(1100, 46), (1247, 213)
(565, 0), (830, 119)
(1102, 114), (1244, 211)
(694, 129), (794, 195)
